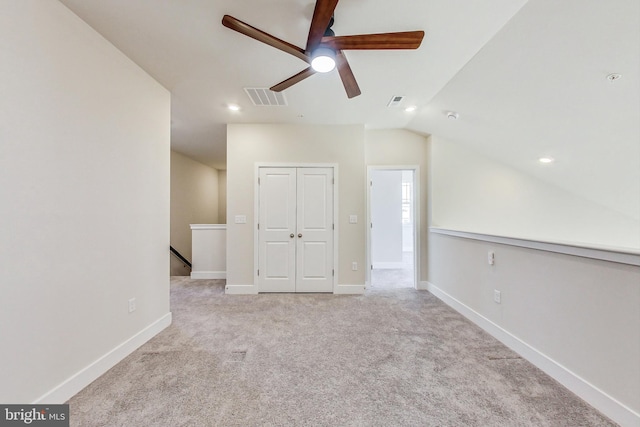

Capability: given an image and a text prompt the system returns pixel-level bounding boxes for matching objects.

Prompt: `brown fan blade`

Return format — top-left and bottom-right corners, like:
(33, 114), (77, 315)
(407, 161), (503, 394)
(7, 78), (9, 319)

(306, 0), (339, 53)
(222, 15), (309, 63)
(335, 51), (361, 99)
(321, 31), (424, 50)
(270, 67), (316, 92)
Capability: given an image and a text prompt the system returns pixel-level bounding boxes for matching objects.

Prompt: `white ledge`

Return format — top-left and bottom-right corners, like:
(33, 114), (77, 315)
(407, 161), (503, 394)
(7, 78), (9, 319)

(429, 227), (640, 266)
(190, 224), (227, 230)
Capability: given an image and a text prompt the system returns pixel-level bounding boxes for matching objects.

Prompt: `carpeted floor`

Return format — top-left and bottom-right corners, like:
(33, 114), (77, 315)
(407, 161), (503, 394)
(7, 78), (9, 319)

(371, 251), (414, 289)
(68, 277), (616, 426)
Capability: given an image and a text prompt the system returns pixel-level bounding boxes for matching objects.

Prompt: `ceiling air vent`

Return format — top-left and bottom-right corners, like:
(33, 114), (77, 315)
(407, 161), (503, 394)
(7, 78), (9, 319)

(244, 88), (288, 106)
(387, 95), (405, 107)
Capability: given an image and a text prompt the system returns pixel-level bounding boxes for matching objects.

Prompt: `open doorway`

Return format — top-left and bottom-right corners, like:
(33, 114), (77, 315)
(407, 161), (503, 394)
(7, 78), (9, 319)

(367, 167), (419, 290)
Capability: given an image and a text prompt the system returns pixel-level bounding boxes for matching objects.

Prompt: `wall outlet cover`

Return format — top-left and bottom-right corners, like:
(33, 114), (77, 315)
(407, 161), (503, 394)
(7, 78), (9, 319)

(493, 290), (501, 304)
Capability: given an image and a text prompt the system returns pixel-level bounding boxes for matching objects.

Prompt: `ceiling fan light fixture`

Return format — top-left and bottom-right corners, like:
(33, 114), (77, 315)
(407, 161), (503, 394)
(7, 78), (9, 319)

(311, 47), (336, 73)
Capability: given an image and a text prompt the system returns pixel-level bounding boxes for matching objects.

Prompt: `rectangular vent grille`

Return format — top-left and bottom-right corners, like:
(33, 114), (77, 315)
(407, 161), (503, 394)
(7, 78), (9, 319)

(387, 95), (405, 107)
(244, 88), (288, 106)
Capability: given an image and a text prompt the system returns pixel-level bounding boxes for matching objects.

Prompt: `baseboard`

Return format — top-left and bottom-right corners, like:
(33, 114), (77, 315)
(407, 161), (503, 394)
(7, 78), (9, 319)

(225, 284), (258, 295)
(417, 280), (429, 290)
(425, 281), (640, 427)
(224, 284), (364, 295)
(373, 262), (405, 269)
(191, 271), (226, 279)
(33, 312), (172, 404)
(334, 284), (365, 295)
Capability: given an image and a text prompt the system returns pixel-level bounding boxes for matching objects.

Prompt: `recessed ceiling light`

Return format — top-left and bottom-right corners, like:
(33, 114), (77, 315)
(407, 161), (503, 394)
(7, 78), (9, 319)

(606, 73), (622, 82)
(228, 104), (241, 111)
(446, 111), (459, 120)
(404, 106), (417, 113)
(538, 157), (555, 164)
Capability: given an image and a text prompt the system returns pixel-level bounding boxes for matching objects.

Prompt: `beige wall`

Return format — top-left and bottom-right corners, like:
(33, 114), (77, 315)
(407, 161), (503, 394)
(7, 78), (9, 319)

(430, 136), (640, 250)
(0, 1), (170, 402)
(170, 151), (219, 275)
(218, 170), (227, 224)
(226, 124), (366, 289)
(365, 129), (430, 280)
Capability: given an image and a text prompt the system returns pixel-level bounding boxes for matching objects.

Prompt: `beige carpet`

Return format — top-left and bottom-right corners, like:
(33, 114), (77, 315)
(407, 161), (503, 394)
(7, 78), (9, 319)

(68, 277), (616, 426)
(371, 251), (415, 289)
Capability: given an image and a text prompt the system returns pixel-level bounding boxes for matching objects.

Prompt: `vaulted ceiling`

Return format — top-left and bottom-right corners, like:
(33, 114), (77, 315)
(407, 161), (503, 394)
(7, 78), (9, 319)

(59, 0), (639, 219)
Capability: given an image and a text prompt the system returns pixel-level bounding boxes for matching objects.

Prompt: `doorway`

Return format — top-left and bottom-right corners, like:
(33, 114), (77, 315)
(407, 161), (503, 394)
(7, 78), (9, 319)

(367, 167), (419, 289)
(257, 167), (335, 293)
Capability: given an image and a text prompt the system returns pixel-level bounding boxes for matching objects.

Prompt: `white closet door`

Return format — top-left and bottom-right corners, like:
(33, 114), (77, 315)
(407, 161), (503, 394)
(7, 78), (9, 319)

(258, 168), (296, 292)
(258, 167), (334, 293)
(296, 168), (334, 292)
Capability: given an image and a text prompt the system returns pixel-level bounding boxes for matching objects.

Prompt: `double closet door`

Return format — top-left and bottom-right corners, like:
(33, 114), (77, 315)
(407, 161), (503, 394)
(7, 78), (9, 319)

(258, 167), (334, 293)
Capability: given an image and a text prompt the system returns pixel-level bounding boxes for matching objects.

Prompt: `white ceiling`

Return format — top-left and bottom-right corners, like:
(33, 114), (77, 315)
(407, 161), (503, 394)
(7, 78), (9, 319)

(59, 0), (639, 219)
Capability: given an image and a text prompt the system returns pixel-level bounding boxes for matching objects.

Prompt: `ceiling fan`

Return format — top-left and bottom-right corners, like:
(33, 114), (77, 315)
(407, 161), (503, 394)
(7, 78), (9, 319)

(222, 0), (424, 99)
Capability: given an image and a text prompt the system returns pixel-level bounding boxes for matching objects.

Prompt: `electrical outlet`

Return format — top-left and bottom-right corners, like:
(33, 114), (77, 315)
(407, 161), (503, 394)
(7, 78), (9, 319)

(493, 290), (501, 304)
(488, 251), (495, 265)
(352, 262), (358, 271)
(128, 298), (136, 313)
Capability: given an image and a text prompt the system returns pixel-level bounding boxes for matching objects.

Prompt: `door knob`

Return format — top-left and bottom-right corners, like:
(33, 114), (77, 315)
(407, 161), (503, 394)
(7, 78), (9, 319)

(290, 233), (294, 238)
(298, 233), (303, 238)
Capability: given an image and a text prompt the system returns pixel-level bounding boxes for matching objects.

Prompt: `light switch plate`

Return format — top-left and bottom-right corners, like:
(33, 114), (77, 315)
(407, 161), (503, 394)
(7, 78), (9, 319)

(349, 215), (358, 224)
(235, 215), (247, 224)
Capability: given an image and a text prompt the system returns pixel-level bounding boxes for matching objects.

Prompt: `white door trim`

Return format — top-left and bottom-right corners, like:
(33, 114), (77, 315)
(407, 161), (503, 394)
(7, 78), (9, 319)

(366, 165), (420, 289)
(254, 163), (339, 293)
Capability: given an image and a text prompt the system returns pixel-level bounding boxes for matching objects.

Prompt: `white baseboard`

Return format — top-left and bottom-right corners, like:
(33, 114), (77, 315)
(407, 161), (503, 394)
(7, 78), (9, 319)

(33, 312), (172, 404)
(334, 284), (365, 295)
(225, 284), (364, 295)
(425, 281), (639, 427)
(373, 262), (405, 269)
(225, 284), (258, 295)
(191, 271), (226, 279)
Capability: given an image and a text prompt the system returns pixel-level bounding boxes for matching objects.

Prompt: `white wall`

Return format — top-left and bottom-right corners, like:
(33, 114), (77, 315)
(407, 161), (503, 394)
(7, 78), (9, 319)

(0, 1), (171, 403)
(190, 225), (226, 279)
(226, 124), (366, 290)
(402, 171), (414, 252)
(371, 170), (403, 267)
(430, 136), (640, 250)
(170, 151), (219, 275)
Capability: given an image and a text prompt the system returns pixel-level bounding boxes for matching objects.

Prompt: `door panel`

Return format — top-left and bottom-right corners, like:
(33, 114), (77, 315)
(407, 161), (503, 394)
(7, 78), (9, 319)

(300, 174), (327, 229)
(296, 168), (333, 292)
(264, 242), (291, 278)
(301, 242), (328, 277)
(258, 168), (296, 292)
